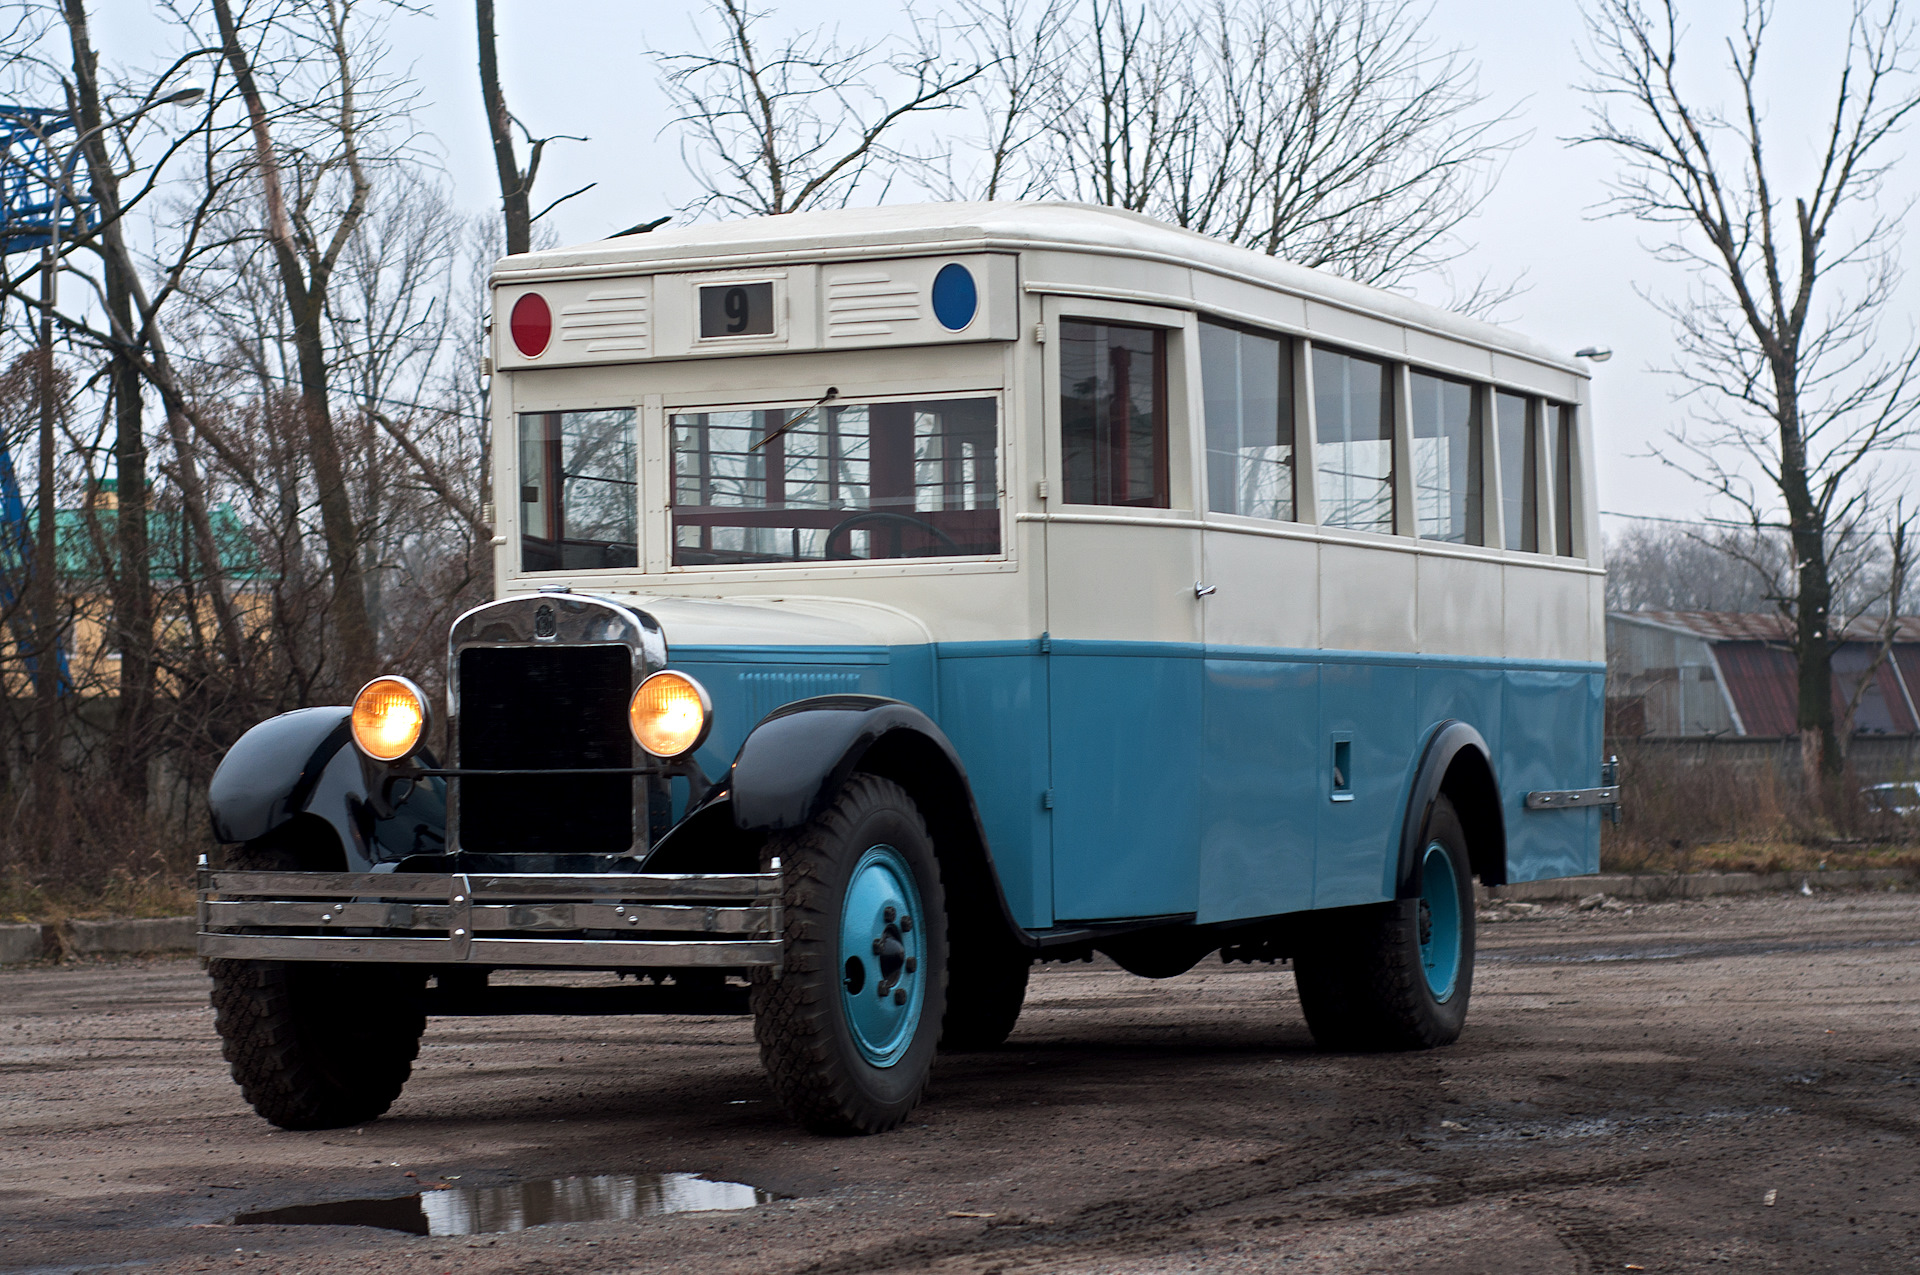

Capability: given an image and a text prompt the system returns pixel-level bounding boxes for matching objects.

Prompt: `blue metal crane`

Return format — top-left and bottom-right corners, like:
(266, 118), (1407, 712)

(0, 103), (93, 690)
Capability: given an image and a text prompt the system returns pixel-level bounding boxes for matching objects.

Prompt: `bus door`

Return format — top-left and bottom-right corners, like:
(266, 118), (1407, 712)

(1195, 528), (1320, 923)
(1042, 304), (1203, 923)
(1193, 321), (1321, 923)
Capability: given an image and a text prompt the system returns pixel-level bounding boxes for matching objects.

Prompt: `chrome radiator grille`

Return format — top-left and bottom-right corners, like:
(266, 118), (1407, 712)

(456, 644), (633, 854)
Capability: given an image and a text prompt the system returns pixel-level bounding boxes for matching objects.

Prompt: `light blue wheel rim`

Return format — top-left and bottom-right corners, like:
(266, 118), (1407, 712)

(838, 844), (927, 1067)
(1419, 841), (1462, 1002)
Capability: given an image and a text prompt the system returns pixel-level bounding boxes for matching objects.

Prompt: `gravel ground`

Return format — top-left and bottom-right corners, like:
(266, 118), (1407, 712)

(2, 889), (1917, 1274)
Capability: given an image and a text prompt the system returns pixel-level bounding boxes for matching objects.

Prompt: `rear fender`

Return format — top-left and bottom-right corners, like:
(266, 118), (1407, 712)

(1396, 720), (1507, 894)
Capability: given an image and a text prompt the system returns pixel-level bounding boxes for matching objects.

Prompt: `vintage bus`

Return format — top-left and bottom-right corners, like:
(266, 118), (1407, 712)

(198, 203), (1613, 1136)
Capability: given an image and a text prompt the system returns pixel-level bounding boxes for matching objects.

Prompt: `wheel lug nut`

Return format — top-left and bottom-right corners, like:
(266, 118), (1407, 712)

(872, 937), (884, 955)
(893, 988), (906, 1006)
(904, 957), (917, 973)
(883, 906), (896, 923)
(899, 914), (913, 932)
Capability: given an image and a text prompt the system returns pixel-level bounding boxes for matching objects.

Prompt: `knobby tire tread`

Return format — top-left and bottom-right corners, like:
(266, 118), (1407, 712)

(1295, 796), (1474, 1052)
(208, 840), (426, 1130)
(751, 773), (947, 1135)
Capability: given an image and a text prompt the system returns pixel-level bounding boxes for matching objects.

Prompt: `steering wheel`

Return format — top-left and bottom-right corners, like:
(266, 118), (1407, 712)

(823, 512), (963, 561)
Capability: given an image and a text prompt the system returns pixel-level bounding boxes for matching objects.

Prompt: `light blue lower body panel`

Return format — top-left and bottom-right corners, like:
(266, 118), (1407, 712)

(1197, 657), (1318, 922)
(1316, 661), (1418, 910)
(663, 637), (1602, 929)
(1048, 648), (1203, 921)
(671, 645), (904, 782)
(1501, 669), (1605, 883)
(936, 644), (1053, 930)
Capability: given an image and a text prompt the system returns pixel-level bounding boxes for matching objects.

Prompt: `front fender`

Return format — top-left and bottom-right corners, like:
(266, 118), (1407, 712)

(728, 695), (966, 831)
(207, 706), (446, 869)
(208, 708), (356, 844)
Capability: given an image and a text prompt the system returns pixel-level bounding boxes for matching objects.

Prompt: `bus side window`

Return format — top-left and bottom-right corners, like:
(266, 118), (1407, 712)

(519, 409), (639, 572)
(1060, 320), (1170, 508)
(1555, 404), (1576, 557)
(1409, 371), (1483, 545)
(1200, 321), (1294, 521)
(1495, 391), (1538, 553)
(1312, 347), (1393, 533)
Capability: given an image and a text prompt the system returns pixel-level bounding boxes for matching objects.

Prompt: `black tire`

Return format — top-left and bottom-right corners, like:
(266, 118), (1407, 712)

(1293, 795), (1475, 1051)
(941, 935), (1029, 1051)
(751, 773), (948, 1134)
(208, 833), (427, 1130)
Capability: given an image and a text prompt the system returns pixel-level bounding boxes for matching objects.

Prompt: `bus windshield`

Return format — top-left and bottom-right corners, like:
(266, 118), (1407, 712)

(669, 396), (1000, 566)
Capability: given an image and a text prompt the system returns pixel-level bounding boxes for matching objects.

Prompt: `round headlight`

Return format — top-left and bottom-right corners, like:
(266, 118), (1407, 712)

(351, 676), (430, 762)
(630, 670), (713, 758)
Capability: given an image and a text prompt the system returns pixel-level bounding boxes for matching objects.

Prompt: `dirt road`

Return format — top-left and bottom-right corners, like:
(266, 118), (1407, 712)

(3, 890), (1917, 1273)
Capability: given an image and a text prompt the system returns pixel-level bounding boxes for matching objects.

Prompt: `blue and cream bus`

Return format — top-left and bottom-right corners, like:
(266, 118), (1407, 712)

(198, 203), (1612, 1135)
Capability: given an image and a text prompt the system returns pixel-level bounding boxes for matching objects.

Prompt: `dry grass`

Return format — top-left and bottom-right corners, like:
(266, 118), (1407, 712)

(0, 787), (203, 924)
(1600, 739), (1920, 875)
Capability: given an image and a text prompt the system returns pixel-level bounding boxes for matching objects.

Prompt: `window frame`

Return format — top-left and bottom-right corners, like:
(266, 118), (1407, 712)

(1306, 341), (1398, 536)
(659, 388), (1011, 573)
(515, 406), (642, 575)
(1198, 317), (1300, 525)
(1042, 295), (1196, 517)
(1404, 365), (1487, 547)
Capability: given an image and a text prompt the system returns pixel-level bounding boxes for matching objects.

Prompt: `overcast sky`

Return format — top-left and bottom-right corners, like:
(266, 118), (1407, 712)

(94, 0), (1920, 533)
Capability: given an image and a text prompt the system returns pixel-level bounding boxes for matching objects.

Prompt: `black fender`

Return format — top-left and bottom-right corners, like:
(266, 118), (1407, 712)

(1395, 720), (1507, 895)
(207, 706), (446, 870)
(728, 694), (1030, 951)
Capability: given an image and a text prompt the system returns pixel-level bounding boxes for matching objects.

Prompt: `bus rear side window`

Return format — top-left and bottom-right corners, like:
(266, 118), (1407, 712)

(519, 409), (638, 572)
(670, 397), (1000, 565)
(1410, 371), (1482, 545)
(1496, 392), (1538, 552)
(1061, 320), (1169, 507)
(1555, 404), (1576, 557)
(1312, 347), (1393, 532)
(1201, 321), (1294, 521)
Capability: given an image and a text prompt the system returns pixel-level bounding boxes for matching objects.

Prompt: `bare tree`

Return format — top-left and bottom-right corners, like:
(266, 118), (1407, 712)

(1604, 520), (1781, 613)
(930, 0), (1076, 202)
(474, 0), (593, 256)
(939, 0), (1522, 293)
(208, 0), (394, 691)
(658, 0), (984, 217)
(1578, 0), (1920, 786)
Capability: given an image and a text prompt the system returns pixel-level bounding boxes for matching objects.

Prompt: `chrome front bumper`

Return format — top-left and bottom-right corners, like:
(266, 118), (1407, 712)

(196, 864), (782, 970)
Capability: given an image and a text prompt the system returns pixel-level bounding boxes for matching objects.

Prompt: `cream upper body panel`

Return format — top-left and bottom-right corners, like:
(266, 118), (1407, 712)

(489, 202), (1602, 666)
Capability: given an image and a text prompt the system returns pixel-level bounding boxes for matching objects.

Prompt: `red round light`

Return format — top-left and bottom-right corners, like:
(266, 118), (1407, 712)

(509, 292), (552, 357)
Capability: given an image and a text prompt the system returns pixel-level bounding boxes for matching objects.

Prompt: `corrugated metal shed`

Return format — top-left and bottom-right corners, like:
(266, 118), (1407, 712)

(1709, 641), (1797, 736)
(1608, 610), (1920, 738)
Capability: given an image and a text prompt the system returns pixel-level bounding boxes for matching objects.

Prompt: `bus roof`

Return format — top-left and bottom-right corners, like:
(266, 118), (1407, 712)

(492, 201), (1585, 377)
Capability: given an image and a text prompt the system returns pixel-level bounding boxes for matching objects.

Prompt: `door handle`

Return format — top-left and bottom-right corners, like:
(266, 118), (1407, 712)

(1194, 582), (1217, 598)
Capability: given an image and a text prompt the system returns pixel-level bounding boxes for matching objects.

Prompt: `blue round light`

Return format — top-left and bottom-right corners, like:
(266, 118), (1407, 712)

(931, 263), (977, 331)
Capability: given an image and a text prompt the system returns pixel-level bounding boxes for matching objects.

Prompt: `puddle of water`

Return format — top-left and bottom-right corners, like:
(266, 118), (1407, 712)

(232, 1173), (774, 1236)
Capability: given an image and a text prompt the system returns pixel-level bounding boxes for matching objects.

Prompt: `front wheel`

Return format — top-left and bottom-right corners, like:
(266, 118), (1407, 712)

(751, 773), (948, 1134)
(1293, 795), (1475, 1051)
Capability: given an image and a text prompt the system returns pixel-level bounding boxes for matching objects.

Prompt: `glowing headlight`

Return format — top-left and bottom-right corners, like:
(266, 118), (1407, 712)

(351, 676), (430, 762)
(629, 670), (713, 758)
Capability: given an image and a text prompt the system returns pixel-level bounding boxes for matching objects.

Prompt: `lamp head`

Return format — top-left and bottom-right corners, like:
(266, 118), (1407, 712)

(1574, 346), (1613, 363)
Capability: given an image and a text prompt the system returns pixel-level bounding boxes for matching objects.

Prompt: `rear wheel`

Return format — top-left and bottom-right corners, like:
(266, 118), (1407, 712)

(752, 773), (948, 1134)
(1293, 795), (1475, 1051)
(208, 828), (427, 1129)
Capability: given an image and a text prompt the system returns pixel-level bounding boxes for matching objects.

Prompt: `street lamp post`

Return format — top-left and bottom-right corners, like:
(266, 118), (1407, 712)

(5, 82), (203, 791)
